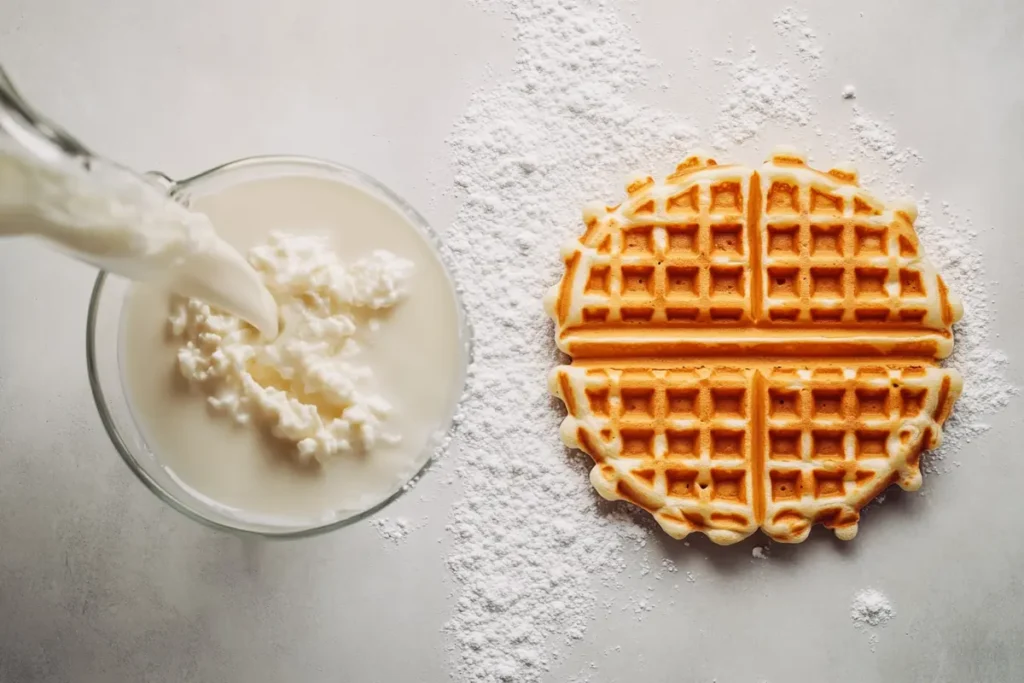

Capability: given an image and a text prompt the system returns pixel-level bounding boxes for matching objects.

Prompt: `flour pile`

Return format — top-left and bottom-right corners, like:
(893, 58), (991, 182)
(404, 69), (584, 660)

(442, 1), (699, 680)
(850, 588), (895, 629)
(440, 2), (1014, 681)
(171, 232), (413, 462)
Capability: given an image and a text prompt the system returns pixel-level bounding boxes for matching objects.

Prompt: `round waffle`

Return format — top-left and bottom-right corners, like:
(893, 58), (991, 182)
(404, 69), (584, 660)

(545, 148), (963, 544)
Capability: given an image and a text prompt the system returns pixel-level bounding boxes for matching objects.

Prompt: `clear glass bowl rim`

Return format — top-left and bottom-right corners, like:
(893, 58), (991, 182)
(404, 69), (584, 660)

(86, 154), (472, 539)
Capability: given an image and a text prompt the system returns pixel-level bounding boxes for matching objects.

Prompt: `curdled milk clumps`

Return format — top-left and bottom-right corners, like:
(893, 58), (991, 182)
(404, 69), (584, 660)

(170, 231), (413, 462)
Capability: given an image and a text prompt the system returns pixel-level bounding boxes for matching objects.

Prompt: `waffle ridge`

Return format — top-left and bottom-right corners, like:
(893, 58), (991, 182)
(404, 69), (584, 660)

(546, 148), (964, 544)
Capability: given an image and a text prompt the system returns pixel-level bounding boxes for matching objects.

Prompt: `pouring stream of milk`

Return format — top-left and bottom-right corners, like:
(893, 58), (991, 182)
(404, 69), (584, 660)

(0, 144), (279, 338)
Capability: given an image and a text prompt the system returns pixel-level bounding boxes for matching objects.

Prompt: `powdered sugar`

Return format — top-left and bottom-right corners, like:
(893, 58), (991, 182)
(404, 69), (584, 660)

(915, 200), (1016, 471)
(441, 2), (698, 680)
(828, 108), (1016, 472)
(710, 48), (814, 149)
(846, 107), (923, 185)
(851, 587), (895, 629)
(773, 7), (823, 74)
(849, 587), (896, 652)
(439, 2), (1014, 681)
(370, 516), (415, 543)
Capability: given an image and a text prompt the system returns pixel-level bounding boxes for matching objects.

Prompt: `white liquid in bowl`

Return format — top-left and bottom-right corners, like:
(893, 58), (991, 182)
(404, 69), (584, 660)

(119, 172), (464, 524)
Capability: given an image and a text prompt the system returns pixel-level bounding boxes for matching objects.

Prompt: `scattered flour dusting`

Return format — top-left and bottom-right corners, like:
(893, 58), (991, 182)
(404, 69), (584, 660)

(371, 516), (415, 543)
(915, 199), (1017, 472)
(439, 3), (1015, 682)
(710, 48), (813, 149)
(655, 558), (679, 578)
(845, 107), (923, 184)
(171, 233), (413, 462)
(752, 546), (769, 561)
(829, 106), (1017, 473)
(712, 10), (1015, 476)
(441, 0), (696, 680)
(772, 7), (823, 73)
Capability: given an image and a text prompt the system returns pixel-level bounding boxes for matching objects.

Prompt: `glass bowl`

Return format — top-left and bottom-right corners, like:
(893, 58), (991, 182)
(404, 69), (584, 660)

(86, 156), (471, 538)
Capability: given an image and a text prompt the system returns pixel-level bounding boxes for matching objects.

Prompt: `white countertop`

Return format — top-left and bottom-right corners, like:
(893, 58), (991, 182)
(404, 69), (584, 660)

(1, 1), (1022, 681)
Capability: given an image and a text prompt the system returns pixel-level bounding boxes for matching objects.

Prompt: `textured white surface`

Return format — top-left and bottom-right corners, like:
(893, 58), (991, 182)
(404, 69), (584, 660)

(0, 1), (1022, 682)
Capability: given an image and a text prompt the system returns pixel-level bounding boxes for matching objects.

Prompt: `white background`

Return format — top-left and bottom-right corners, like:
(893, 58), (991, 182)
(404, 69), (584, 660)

(1, 1), (1022, 681)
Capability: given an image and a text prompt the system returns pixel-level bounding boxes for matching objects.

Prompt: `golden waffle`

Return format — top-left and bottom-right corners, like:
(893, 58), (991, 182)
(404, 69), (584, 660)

(545, 148), (963, 544)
